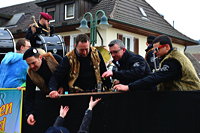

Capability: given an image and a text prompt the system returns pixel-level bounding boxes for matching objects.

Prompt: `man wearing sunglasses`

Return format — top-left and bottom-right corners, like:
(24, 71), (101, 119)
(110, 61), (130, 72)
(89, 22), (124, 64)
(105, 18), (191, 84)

(113, 35), (200, 91)
(102, 39), (155, 90)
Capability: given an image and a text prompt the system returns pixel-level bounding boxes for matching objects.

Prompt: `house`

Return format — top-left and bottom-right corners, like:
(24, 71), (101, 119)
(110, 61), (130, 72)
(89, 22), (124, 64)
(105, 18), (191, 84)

(185, 45), (200, 77)
(0, 0), (198, 58)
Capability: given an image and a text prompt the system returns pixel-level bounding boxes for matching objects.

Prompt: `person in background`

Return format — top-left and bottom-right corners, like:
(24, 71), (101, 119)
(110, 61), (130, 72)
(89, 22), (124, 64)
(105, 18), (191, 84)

(102, 39), (155, 90)
(45, 96), (101, 133)
(113, 35), (200, 91)
(26, 12), (54, 48)
(49, 34), (111, 98)
(23, 47), (62, 126)
(0, 39), (31, 88)
(145, 35), (159, 72)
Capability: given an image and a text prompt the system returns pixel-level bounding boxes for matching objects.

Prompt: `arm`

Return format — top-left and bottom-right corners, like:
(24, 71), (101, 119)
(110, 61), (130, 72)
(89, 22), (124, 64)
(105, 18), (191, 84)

(78, 96), (101, 133)
(114, 58), (182, 92)
(24, 74), (37, 125)
(113, 55), (150, 82)
(49, 57), (69, 97)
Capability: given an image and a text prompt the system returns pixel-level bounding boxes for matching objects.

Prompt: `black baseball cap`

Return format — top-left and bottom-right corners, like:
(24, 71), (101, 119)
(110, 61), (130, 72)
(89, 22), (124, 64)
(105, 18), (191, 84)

(23, 47), (39, 60)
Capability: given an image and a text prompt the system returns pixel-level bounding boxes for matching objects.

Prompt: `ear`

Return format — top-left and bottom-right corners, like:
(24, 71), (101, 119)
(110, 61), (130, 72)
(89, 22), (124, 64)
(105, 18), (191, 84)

(166, 44), (171, 50)
(39, 55), (43, 59)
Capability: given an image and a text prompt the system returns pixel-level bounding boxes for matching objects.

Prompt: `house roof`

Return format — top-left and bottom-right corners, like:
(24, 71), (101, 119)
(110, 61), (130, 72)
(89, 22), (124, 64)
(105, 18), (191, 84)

(0, 1), (41, 33)
(0, 0), (198, 45)
(89, 0), (197, 45)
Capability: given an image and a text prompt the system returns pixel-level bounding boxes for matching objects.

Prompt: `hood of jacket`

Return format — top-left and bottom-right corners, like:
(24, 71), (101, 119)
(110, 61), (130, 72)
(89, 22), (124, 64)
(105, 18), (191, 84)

(1, 52), (23, 65)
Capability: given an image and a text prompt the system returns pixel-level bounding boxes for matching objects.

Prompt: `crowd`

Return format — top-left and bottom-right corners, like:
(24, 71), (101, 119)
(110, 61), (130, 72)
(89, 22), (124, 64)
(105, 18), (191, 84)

(1, 12), (200, 133)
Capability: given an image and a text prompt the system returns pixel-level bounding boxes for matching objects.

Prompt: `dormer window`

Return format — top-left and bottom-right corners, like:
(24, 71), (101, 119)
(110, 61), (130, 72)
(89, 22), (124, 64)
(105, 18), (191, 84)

(138, 6), (150, 21)
(46, 7), (56, 23)
(65, 3), (75, 20)
(138, 7), (147, 17)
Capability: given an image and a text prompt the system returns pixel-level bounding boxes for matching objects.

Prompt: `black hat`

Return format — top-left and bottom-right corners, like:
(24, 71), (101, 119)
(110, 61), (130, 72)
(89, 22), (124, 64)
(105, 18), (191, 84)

(23, 47), (38, 60)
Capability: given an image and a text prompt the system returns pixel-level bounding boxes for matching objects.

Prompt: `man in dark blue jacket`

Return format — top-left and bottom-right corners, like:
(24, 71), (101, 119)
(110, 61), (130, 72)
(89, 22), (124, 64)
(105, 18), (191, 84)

(102, 39), (154, 90)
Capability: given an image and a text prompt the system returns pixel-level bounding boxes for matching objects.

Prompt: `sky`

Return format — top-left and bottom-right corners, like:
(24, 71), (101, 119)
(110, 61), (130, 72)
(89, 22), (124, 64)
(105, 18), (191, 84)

(0, 0), (200, 40)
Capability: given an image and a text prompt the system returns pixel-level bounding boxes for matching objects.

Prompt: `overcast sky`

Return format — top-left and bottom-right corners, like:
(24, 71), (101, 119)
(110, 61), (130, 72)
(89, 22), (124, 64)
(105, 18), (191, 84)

(0, 0), (199, 40)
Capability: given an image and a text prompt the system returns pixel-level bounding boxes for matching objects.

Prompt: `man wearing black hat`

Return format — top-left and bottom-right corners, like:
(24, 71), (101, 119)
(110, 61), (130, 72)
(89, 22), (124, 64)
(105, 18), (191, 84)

(23, 47), (62, 126)
(26, 12), (54, 47)
(145, 35), (159, 72)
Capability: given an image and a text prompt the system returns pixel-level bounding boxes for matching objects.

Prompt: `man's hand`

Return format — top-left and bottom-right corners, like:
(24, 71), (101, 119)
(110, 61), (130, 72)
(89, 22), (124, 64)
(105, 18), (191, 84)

(59, 105), (69, 118)
(49, 90), (60, 98)
(113, 84), (129, 92)
(88, 96), (101, 110)
(102, 70), (113, 78)
(27, 114), (36, 126)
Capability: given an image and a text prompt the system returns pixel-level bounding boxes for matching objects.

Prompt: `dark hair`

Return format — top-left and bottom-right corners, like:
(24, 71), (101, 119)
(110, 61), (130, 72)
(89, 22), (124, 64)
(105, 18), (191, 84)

(108, 39), (125, 49)
(147, 36), (156, 44)
(75, 34), (90, 46)
(153, 35), (173, 48)
(16, 39), (29, 51)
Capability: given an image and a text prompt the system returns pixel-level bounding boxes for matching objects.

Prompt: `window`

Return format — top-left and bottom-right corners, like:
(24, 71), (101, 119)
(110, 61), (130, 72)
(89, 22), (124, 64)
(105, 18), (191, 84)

(122, 35), (134, 51)
(65, 3), (75, 20)
(46, 7), (56, 23)
(138, 7), (150, 21)
(138, 7), (147, 17)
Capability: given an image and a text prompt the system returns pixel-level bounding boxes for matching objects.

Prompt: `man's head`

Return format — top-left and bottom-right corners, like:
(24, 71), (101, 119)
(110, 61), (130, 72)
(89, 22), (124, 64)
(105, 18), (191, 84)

(23, 48), (42, 71)
(75, 34), (90, 57)
(16, 39), (31, 53)
(108, 39), (126, 61)
(153, 35), (173, 57)
(146, 35), (156, 46)
(39, 12), (52, 28)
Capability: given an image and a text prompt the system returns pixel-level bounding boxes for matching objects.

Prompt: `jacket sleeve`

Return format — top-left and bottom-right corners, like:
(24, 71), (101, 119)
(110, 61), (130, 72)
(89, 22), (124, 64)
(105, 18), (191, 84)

(128, 58), (182, 91)
(98, 51), (112, 89)
(78, 109), (93, 133)
(53, 116), (65, 127)
(113, 55), (150, 82)
(49, 56), (70, 91)
(24, 74), (36, 116)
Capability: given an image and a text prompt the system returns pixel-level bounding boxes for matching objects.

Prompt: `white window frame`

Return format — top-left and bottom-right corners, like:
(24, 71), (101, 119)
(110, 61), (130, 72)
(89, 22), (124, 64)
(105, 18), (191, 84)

(122, 34), (134, 52)
(65, 3), (75, 20)
(46, 7), (56, 23)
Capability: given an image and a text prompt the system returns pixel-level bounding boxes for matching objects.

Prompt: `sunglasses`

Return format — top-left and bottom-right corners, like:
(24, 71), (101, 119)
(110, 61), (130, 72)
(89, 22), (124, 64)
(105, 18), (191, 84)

(154, 44), (168, 52)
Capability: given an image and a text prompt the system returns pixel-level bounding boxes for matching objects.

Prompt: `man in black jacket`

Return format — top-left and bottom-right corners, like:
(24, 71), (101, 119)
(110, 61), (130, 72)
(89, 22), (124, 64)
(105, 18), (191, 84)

(49, 34), (111, 98)
(102, 39), (154, 90)
(23, 48), (62, 126)
(145, 35), (159, 72)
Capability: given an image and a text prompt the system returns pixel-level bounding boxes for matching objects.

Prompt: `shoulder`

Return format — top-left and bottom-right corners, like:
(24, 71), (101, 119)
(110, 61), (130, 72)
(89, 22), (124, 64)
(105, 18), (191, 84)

(53, 54), (63, 63)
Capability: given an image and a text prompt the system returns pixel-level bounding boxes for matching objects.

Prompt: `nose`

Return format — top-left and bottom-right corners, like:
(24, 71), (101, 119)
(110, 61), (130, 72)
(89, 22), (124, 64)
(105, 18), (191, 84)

(30, 64), (35, 69)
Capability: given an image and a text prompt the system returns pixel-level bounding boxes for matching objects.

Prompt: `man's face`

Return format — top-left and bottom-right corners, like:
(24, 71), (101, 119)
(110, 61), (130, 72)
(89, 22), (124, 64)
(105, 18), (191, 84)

(41, 18), (50, 28)
(153, 42), (169, 57)
(109, 44), (125, 61)
(76, 41), (90, 57)
(26, 56), (42, 72)
(21, 41), (31, 53)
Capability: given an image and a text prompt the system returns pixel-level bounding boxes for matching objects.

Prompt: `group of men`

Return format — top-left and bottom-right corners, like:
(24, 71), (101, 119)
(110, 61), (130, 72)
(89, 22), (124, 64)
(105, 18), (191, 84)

(1, 11), (200, 130)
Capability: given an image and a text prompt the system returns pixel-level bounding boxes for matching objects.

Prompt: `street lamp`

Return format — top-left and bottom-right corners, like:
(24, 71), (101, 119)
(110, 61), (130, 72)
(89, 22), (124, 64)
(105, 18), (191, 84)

(77, 10), (111, 46)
